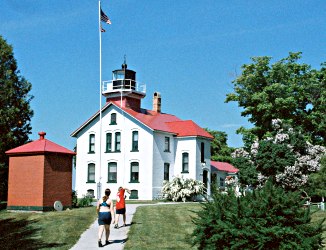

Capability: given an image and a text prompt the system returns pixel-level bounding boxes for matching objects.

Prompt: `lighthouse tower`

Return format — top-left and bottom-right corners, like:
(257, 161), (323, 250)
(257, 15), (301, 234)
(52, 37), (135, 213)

(102, 60), (146, 111)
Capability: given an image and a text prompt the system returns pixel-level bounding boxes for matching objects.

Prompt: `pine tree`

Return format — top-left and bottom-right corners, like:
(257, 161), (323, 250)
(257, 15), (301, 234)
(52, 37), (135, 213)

(192, 181), (324, 249)
(0, 35), (34, 200)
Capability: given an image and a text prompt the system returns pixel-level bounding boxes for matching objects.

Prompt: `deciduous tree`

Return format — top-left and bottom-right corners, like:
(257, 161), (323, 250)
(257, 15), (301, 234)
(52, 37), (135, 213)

(205, 128), (234, 163)
(226, 52), (326, 146)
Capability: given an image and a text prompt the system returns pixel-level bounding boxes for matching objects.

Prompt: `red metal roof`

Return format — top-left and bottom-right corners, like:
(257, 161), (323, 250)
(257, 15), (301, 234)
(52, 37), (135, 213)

(71, 102), (213, 139)
(211, 161), (239, 173)
(6, 132), (76, 156)
(166, 120), (214, 138)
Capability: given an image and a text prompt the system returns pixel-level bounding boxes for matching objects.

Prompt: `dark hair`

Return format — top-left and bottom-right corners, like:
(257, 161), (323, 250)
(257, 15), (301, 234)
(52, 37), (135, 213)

(102, 188), (111, 202)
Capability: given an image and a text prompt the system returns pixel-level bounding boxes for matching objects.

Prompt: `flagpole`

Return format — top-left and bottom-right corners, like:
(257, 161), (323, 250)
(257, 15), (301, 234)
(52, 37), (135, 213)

(98, 0), (103, 200)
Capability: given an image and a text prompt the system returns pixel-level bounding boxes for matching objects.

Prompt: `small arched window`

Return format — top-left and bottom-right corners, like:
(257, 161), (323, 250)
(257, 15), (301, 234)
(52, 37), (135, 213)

(110, 113), (117, 125)
(182, 152), (189, 173)
(130, 162), (139, 182)
(89, 134), (95, 153)
(129, 189), (138, 199)
(108, 162), (117, 183)
(87, 189), (95, 198)
(87, 163), (95, 182)
(131, 131), (139, 151)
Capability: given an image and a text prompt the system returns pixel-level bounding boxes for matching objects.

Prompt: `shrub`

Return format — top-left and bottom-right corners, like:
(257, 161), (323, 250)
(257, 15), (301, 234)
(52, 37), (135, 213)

(161, 176), (204, 201)
(192, 180), (324, 249)
(72, 190), (78, 208)
(77, 194), (93, 207)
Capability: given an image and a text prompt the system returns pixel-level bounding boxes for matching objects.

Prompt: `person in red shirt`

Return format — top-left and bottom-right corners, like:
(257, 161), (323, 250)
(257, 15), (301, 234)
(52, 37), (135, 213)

(114, 186), (130, 228)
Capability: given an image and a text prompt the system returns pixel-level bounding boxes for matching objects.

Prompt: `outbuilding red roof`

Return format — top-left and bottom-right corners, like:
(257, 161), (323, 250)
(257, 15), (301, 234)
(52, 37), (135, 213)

(6, 132), (76, 156)
(211, 161), (239, 173)
(71, 102), (213, 139)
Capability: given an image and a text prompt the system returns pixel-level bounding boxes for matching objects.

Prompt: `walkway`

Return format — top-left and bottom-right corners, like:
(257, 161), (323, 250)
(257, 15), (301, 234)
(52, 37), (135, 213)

(71, 203), (145, 250)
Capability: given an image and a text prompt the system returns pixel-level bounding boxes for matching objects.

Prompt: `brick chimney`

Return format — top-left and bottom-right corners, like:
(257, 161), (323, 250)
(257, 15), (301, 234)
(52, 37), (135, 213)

(153, 92), (161, 113)
(38, 131), (46, 140)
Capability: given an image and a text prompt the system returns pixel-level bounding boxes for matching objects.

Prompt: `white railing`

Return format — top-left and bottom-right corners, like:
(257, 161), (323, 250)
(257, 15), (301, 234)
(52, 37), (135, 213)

(102, 80), (146, 94)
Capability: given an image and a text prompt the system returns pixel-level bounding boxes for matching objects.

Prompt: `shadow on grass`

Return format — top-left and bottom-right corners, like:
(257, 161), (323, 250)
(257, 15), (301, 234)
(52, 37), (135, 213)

(0, 217), (66, 250)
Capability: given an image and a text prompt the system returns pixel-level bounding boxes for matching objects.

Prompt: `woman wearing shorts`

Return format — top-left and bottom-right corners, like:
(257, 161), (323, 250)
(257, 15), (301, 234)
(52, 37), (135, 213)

(96, 188), (115, 247)
(114, 187), (130, 228)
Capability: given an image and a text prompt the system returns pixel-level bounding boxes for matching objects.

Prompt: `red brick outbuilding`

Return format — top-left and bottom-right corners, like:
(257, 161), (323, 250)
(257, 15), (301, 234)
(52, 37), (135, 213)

(5, 132), (75, 211)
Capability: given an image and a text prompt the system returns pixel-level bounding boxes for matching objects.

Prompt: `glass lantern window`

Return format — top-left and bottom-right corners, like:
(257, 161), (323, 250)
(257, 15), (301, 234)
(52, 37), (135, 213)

(113, 72), (125, 80)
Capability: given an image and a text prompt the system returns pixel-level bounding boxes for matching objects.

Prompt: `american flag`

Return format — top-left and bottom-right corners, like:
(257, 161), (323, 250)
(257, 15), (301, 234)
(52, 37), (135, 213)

(101, 8), (111, 24)
(100, 24), (106, 32)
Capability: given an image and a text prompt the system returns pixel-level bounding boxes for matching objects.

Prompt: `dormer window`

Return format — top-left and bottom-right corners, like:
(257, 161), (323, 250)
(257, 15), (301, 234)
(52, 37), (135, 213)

(110, 113), (117, 125)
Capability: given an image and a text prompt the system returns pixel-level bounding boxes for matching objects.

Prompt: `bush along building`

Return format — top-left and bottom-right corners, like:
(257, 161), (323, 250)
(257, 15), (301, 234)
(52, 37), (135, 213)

(71, 63), (214, 200)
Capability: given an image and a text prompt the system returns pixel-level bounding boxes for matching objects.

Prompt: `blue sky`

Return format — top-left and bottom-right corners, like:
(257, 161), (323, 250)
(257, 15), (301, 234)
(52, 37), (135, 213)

(1, 0), (325, 151)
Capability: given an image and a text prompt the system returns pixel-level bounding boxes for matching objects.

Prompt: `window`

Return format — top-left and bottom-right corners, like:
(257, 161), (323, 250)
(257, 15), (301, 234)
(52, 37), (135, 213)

(87, 163), (95, 182)
(115, 132), (121, 152)
(164, 137), (170, 152)
(106, 133), (112, 152)
(108, 162), (117, 183)
(182, 152), (189, 173)
(164, 163), (170, 181)
(87, 189), (94, 198)
(129, 189), (139, 199)
(131, 131), (139, 151)
(110, 113), (117, 125)
(220, 177), (225, 187)
(130, 162), (139, 182)
(201, 142), (205, 163)
(89, 134), (95, 153)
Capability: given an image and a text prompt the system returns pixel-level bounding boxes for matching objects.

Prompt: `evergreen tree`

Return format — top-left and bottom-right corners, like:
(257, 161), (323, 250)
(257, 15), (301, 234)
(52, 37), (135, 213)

(0, 35), (34, 200)
(192, 181), (324, 249)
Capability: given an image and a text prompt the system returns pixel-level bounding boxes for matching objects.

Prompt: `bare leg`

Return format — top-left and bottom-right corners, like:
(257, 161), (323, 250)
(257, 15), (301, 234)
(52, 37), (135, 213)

(115, 214), (120, 227)
(98, 225), (104, 241)
(104, 224), (110, 242)
(123, 213), (126, 226)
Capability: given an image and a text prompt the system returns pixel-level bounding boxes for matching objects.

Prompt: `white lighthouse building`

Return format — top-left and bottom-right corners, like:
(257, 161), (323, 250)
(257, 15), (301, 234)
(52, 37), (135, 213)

(71, 62), (213, 200)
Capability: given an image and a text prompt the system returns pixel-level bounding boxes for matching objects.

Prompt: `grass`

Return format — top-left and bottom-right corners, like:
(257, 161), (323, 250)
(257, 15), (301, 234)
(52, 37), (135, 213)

(0, 207), (97, 250)
(124, 203), (202, 250)
(0, 203), (324, 249)
(125, 199), (162, 204)
(311, 208), (326, 249)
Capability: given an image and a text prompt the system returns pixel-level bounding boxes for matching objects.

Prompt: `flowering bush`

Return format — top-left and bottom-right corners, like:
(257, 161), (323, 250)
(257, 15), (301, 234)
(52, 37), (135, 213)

(161, 176), (205, 201)
(232, 119), (326, 190)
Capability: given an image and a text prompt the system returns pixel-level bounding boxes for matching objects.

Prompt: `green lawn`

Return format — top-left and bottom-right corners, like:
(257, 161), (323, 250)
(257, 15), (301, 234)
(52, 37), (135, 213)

(124, 203), (202, 250)
(0, 203), (324, 250)
(0, 207), (97, 250)
(311, 209), (326, 249)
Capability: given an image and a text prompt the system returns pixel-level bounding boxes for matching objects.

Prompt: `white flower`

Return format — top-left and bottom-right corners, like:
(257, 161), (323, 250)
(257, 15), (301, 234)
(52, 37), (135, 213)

(272, 118), (282, 129)
(232, 148), (250, 158)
